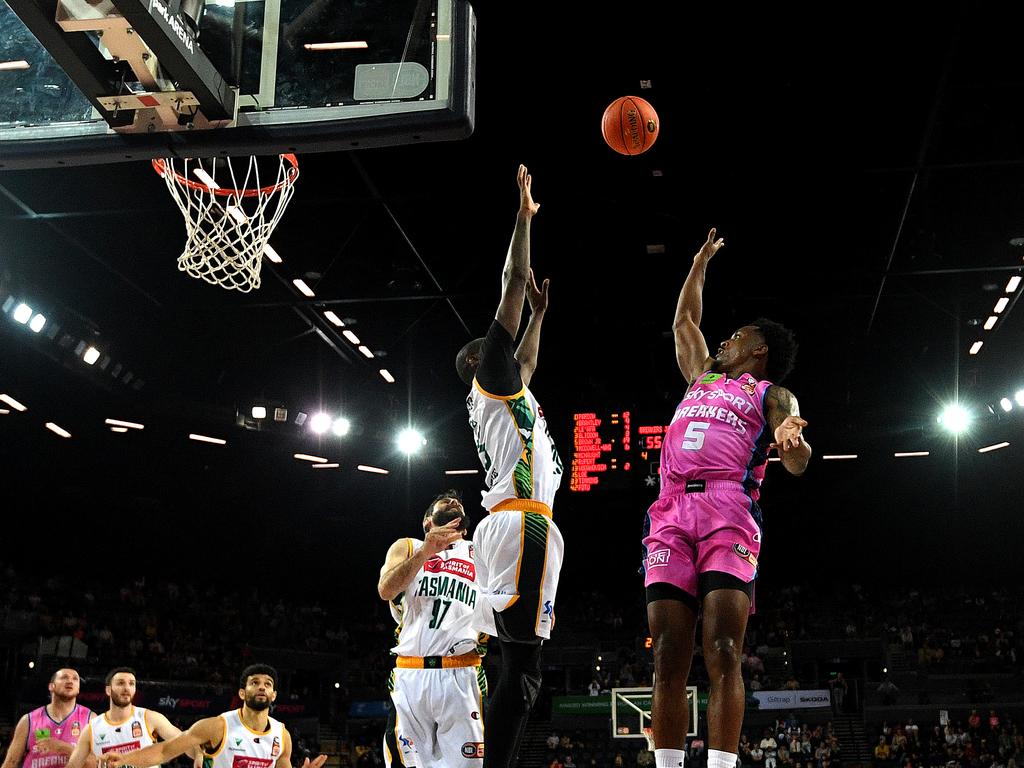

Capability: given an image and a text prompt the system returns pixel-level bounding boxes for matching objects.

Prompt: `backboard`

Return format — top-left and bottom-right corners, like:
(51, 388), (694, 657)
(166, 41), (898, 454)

(0, 0), (475, 168)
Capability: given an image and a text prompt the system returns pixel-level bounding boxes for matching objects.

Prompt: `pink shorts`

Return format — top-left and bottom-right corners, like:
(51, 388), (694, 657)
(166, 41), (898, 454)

(642, 480), (761, 605)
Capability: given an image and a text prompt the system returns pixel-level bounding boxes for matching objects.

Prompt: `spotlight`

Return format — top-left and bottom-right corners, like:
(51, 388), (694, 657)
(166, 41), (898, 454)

(13, 303), (32, 324)
(83, 346), (100, 365)
(397, 428), (425, 455)
(1016, 390), (1024, 407)
(938, 404), (971, 434)
(310, 412), (332, 434)
(1000, 398), (1013, 413)
(332, 417), (351, 437)
(29, 313), (46, 333)
(252, 406), (267, 419)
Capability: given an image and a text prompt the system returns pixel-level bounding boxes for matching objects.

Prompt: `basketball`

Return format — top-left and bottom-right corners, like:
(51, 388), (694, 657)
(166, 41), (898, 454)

(601, 95), (659, 155)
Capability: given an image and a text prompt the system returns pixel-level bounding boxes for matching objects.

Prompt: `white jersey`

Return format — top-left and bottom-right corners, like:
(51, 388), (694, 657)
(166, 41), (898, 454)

(88, 707), (157, 768)
(467, 381), (563, 514)
(390, 537), (484, 658)
(205, 710), (284, 768)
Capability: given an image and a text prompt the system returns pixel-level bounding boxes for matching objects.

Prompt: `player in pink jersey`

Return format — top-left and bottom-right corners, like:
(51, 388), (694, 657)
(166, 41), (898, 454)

(1, 669), (93, 768)
(643, 229), (810, 768)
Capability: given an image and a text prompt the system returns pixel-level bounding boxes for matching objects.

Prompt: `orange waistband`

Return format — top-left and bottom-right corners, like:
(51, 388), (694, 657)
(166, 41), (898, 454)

(490, 499), (553, 517)
(396, 653), (482, 669)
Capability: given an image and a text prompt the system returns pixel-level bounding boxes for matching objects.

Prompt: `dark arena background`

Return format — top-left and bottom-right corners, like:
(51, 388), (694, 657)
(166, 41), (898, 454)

(1, 4), (1022, 768)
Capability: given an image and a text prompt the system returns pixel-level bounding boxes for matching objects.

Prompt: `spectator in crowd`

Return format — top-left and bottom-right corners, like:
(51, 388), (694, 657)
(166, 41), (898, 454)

(874, 736), (892, 766)
(830, 673), (848, 714)
(547, 733), (559, 751)
(878, 677), (900, 705)
(588, 679), (600, 697)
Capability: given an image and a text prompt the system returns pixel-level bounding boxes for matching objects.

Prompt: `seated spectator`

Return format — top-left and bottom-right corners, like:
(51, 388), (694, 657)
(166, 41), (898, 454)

(874, 737), (892, 766)
(547, 733), (559, 751)
(878, 677), (899, 705)
(549, 758), (564, 768)
(637, 749), (654, 768)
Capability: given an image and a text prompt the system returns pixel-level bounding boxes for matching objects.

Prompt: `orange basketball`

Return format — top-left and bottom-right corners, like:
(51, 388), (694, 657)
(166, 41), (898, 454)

(602, 96), (659, 155)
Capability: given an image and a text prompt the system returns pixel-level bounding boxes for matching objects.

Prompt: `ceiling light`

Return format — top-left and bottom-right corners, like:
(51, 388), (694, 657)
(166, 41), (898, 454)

(303, 41), (369, 51)
(357, 465), (389, 474)
(83, 346), (100, 365)
(358, 345), (374, 358)
(994, 297), (1009, 313)
(978, 442), (1009, 453)
(0, 60), (31, 71)
(983, 316), (998, 330)
(1000, 398), (1013, 412)
(29, 313), (46, 333)
(397, 428), (426, 455)
(969, 341), (983, 355)
(324, 311), (345, 327)
(1014, 390), (1024, 407)
(822, 454), (858, 460)
(445, 469), (480, 475)
(0, 394), (27, 411)
(192, 167), (220, 189)
(938, 404), (971, 434)
(251, 406), (267, 419)
(1007, 276), (1021, 293)
(110, 427), (128, 433)
(311, 463), (340, 469)
(293, 279), (315, 298)
(894, 451), (929, 458)
(342, 330), (360, 345)
(13, 303), (31, 324)
(332, 417), (351, 437)
(45, 422), (71, 438)
(105, 418), (144, 430)
(379, 369), (395, 383)
(190, 434), (226, 445)
(294, 453), (327, 463)
(310, 412), (332, 433)
(263, 244), (282, 263)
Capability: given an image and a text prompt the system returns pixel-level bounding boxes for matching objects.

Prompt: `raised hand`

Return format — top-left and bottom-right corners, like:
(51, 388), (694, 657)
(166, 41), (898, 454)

(422, 519), (463, 557)
(772, 416), (808, 452)
(526, 269), (550, 315)
(517, 164), (540, 217)
(695, 227), (725, 263)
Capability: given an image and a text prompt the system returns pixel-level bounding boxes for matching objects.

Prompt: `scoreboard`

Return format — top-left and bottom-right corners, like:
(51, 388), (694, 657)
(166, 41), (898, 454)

(569, 410), (671, 492)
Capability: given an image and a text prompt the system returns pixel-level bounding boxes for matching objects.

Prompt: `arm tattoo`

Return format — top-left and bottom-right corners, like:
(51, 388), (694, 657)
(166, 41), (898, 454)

(765, 385), (799, 431)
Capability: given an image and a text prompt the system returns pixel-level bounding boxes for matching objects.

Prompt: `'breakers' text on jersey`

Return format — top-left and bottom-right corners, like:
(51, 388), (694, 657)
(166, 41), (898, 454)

(660, 371), (774, 500)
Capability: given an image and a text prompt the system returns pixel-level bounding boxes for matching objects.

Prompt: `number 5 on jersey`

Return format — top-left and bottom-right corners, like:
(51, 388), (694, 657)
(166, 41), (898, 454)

(681, 422), (710, 451)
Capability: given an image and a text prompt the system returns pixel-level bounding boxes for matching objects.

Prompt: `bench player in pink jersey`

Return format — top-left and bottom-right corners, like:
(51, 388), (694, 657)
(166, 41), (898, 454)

(1, 669), (93, 768)
(643, 229), (811, 768)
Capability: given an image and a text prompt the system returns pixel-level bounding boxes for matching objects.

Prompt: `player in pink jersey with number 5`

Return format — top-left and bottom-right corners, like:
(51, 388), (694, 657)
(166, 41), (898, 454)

(642, 229), (811, 768)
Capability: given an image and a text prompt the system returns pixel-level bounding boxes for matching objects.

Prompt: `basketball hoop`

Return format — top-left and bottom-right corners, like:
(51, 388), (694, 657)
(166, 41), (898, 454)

(153, 154), (299, 292)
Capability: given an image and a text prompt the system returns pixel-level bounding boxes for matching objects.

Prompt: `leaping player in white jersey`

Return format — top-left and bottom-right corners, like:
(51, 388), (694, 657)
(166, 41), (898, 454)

(65, 667), (198, 768)
(378, 490), (489, 768)
(96, 665), (325, 768)
(454, 164), (564, 768)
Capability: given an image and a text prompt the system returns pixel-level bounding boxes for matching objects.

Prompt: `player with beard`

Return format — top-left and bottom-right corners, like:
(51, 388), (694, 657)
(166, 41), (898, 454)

(1, 669), (93, 768)
(65, 668), (197, 768)
(378, 490), (487, 767)
(97, 665), (325, 768)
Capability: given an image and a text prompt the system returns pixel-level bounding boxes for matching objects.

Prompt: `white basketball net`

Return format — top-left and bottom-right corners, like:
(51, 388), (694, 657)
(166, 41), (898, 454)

(153, 154), (298, 292)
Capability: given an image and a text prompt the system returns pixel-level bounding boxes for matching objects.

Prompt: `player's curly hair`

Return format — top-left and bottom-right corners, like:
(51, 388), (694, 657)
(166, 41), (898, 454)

(239, 664), (278, 690)
(750, 318), (798, 383)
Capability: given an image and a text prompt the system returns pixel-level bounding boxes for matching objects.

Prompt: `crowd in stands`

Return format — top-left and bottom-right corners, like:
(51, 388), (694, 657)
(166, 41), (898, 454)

(870, 710), (1022, 768)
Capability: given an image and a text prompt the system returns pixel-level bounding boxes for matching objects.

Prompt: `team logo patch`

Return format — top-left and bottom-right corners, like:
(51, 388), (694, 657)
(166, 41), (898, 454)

(71, 723), (81, 738)
(740, 376), (757, 397)
(131, 721), (143, 739)
(271, 737), (281, 757)
(231, 757), (273, 768)
(461, 743), (484, 759)
(399, 735), (414, 749)
(646, 549), (670, 568)
(733, 543), (758, 567)
(35, 728), (51, 740)
(700, 373), (724, 384)
(424, 557), (476, 580)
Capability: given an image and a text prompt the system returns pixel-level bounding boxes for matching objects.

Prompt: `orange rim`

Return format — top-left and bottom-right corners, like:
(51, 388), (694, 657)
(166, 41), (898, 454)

(152, 154), (298, 198)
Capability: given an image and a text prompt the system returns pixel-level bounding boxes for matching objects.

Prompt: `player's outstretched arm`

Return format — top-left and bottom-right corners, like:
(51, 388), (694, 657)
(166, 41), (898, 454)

(99, 717), (221, 768)
(673, 228), (723, 383)
(515, 269), (549, 387)
(494, 164), (539, 340)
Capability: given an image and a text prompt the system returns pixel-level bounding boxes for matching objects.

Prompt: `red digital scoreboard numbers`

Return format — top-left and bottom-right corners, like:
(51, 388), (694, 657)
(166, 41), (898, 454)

(570, 412), (674, 491)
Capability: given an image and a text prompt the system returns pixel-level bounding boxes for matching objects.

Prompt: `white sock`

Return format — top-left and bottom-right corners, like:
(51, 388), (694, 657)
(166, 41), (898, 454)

(655, 749), (686, 768)
(708, 750), (737, 768)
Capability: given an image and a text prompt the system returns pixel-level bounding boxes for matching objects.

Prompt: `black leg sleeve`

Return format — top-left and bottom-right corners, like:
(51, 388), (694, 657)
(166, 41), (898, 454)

(483, 640), (543, 768)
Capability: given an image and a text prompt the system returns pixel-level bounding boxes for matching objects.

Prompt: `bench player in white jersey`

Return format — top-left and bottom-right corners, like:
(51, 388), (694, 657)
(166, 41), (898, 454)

(378, 490), (488, 768)
(644, 229), (810, 768)
(454, 165), (564, 768)
(97, 666), (325, 768)
(65, 668), (197, 768)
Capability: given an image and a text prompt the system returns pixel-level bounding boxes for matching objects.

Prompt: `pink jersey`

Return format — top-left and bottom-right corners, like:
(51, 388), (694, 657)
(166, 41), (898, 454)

(24, 704), (92, 768)
(660, 371), (773, 505)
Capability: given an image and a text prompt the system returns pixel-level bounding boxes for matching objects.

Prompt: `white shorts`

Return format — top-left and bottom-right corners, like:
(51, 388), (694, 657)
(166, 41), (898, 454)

(473, 510), (564, 641)
(385, 665), (486, 768)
